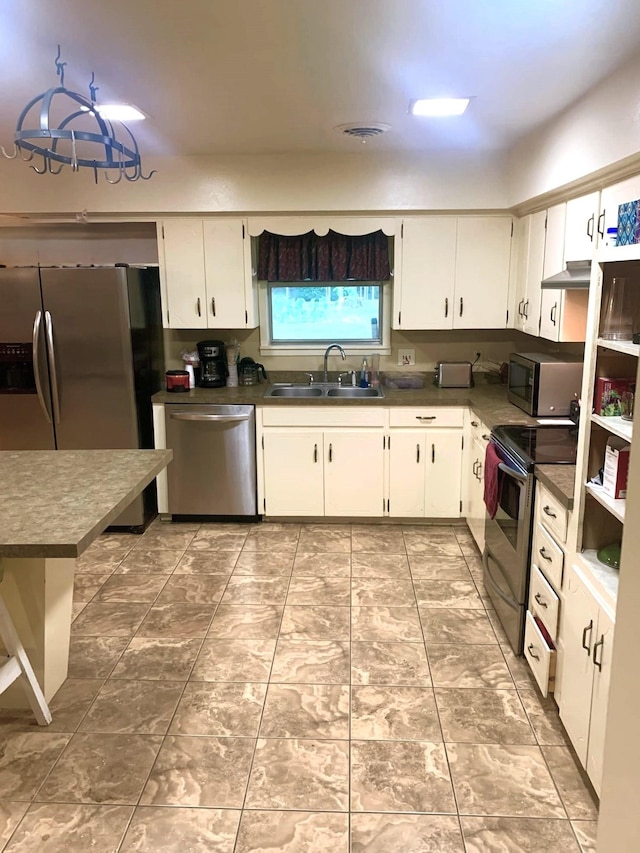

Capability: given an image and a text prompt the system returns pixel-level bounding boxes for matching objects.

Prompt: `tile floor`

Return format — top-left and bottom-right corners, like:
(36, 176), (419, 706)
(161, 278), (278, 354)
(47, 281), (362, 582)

(0, 521), (599, 852)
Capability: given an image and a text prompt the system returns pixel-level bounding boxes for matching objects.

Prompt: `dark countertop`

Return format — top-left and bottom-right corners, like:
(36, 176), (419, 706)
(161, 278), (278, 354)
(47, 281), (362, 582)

(153, 377), (538, 430)
(535, 464), (576, 510)
(0, 449), (172, 558)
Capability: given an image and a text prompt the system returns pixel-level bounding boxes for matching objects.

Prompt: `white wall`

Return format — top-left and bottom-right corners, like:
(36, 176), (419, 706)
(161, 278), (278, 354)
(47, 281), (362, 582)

(508, 51), (640, 206)
(0, 150), (509, 216)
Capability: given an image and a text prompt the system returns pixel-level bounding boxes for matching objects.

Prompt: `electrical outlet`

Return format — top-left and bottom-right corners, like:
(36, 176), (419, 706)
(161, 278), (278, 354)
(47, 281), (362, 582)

(398, 348), (415, 366)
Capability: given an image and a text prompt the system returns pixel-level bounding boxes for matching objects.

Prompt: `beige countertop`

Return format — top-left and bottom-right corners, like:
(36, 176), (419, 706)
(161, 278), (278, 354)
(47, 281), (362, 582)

(536, 464), (576, 510)
(0, 449), (172, 559)
(153, 377), (538, 430)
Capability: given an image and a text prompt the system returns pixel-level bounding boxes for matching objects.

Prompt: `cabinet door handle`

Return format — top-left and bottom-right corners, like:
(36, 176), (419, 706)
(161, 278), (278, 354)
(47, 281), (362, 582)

(459, 297), (464, 317)
(431, 443), (435, 463)
(593, 635), (604, 671)
(476, 462), (483, 481)
(473, 460), (479, 476)
(582, 620), (593, 655)
(416, 444), (420, 463)
(534, 592), (548, 609)
(550, 303), (557, 326)
(482, 434), (491, 441)
(328, 443), (333, 462)
(523, 299), (529, 319)
(543, 505), (557, 519)
(313, 444), (318, 463)
(211, 297), (216, 317)
(471, 421), (479, 427)
(597, 211), (605, 239)
(444, 297), (448, 318)
(538, 547), (552, 562)
(527, 643), (540, 661)
(196, 297), (202, 317)
(587, 213), (595, 240)
(416, 416), (436, 422)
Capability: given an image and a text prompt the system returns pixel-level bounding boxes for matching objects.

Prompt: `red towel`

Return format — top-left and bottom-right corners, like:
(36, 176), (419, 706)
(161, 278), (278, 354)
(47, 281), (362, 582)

(483, 443), (502, 519)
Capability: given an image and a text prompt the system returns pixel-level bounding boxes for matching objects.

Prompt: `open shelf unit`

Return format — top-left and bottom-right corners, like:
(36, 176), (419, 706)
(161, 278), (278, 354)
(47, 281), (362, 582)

(596, 338), (640, 357)
(585, 482), (626, 523)
(590, 413), (633, 442)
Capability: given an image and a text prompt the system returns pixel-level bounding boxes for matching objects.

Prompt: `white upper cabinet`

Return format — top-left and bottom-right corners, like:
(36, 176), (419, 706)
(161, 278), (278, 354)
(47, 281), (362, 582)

(395, 218), (457, 329)
(598, 175), (640, 247)
(454, 217), (512, 329)
(564, 191), (600, 262)
(395, 216), (512, 330)
(513, 211), (546, 336)
(158, 218), (257, 329)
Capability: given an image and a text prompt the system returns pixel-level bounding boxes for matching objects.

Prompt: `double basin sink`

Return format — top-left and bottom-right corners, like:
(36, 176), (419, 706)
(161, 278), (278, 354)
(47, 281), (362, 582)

(265, 383), (384, 399)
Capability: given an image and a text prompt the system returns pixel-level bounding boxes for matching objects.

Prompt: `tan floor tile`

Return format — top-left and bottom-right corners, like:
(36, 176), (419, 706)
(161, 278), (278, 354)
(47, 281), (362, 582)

(235, 811), (349, 853)
(246, 738), (349, 811)
(351, 740), (455, 813)
(233, 551), (294, 576)
(75, 548), (127, 573)
(409, 555), (470, 579)
(351, 577), (416, 607)
(120, 806), (241, 853)
(135, 530), (196, 551)
(140, 735), (254, 807)
(0, 802), (29, 849)
(293, 553), (351, 577)
(435, 688), (536, 744)
(174, 552), (238, 574)
(351, 531), (406, 554)
(4, 803), (134, 853)
(0, 733), (70, 800)
(243, 531), (299, 552)
(541, 745), (599, 820)
(279, 605), (350, 640)
(189, 530), (248, 551)
(117, 549), (184, 575)
(67, 637), (129, 679)
(413, 579), (483, 609)
(73, 573), (111, 602)
(351, 606), (423, 642)
(351, 685), (441, 741)
(71, 602), (150, 637)
(260, 684), (350, 739)
(447, 742), (566, 818)
(271, 640), (349, 684)
(191, 639), (276, 682)
(420, 607), (498, 644)
(287, 577), (350, 605)
(351, 813), (464, 852)
(78, 680), (184, 734)
(93, 574), (167, 603)
(351, 642), (431, 686)
(518, 687), (570, 746)
(351, 553), (410, 578)
(37, 733), (161, 805)
(207, 605), (283, 639)
(135, 604), (215, 638)
(111, 638), (202, 681)
(461, 816), (581, 852)
(154, 574), (229, 604)
(571, 820), (598, 852)
(427, 645), (514, 688)
(169, 682), (266, 736)
(221, 576), (289, 605)
(297, 529), (352, 553)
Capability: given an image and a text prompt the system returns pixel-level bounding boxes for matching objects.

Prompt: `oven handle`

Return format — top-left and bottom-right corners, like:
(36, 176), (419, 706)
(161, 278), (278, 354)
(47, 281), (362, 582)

(482, 548), (520, 611)
(497, 461), (528, 483)
(169, 413), (250, 424)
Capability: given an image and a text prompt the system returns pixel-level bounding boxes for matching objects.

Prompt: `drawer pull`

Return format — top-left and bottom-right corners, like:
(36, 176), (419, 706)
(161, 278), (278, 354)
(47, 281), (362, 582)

(416, 416), (436, 421)
(593, 635), (604, 671)
(482, 433), (491, 441)
(582, 620), (593, 655)
(534, 593), (548, 609)
(471, 420), (479, 427)
(538, 547), (552, 562)
(543, 505), (557, 519)
(527, 643), (540, 661)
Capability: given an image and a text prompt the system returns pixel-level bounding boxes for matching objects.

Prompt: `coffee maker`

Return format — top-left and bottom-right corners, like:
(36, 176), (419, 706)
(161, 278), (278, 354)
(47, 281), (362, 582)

(197, 340), (227, 388)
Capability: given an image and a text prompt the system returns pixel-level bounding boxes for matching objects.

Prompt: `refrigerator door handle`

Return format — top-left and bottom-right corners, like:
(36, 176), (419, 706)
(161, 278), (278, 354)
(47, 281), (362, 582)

(32, 311), (52, 424)
(44, 311), (61, 425)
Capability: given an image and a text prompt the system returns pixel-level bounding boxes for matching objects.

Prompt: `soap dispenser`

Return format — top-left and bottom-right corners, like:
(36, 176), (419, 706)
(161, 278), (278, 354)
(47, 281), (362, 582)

(360, 357), (369, 388)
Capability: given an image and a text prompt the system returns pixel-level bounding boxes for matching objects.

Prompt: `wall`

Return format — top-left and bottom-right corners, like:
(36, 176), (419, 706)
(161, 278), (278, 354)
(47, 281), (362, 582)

(0, 150), (509, 216)
(508, 51), (640, 207)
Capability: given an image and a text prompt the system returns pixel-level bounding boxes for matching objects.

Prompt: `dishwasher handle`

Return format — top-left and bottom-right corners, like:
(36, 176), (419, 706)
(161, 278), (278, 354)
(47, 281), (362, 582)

(169, 412), (251, 424)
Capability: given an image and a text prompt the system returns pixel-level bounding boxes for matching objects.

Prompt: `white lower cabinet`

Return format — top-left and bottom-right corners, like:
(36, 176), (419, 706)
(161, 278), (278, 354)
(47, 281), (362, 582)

(325, 431), (385, 516)
(262, 431), (324, 516)
(559, 562), (615, 796)
(463, 414), (490, 551)
(388, 430), (463, 518)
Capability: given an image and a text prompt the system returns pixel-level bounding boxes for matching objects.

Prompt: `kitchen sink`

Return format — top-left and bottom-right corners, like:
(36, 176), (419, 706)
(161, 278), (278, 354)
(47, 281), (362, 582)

(264, 383), (383, 399)
(267, 386), (324, 397)
(325, 387), (383, 398)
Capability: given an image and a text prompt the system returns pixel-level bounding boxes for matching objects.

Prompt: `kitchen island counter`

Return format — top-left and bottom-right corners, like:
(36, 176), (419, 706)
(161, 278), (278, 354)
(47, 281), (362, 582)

(0, 449), (172, 706)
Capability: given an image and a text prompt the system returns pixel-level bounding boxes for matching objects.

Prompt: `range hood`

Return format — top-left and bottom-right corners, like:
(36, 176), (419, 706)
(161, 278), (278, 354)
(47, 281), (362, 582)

(540, 260), (591, 289)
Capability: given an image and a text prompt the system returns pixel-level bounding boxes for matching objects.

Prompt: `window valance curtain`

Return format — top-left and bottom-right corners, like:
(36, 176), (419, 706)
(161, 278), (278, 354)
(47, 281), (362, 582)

(257, 229), (391, 282)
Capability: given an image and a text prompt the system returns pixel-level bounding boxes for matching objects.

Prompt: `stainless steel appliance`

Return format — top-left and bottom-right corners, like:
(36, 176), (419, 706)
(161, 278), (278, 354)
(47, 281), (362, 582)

(507, 352), (583, 416)
(483, 424), (578, 654)
(197, 340), (227, 388)
(165, 404), (258, 517)
(0, 266), (164, 528)
(435, 361), (473, 388)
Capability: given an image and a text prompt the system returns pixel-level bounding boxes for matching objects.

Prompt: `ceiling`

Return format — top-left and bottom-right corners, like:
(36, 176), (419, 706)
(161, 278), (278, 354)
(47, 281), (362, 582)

(2, 0), (640, 159)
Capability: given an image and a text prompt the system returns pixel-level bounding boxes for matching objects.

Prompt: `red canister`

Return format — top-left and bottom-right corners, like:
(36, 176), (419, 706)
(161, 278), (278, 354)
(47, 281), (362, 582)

(165, 370), (190, 392)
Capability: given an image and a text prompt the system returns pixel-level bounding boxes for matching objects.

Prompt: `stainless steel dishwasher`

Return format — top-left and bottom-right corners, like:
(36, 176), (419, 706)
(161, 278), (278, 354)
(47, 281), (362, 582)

(165, 404), (258, 517)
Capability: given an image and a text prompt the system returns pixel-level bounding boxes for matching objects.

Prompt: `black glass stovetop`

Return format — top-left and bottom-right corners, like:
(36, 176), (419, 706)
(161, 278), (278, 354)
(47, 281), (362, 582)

(493, 424), (579, 468)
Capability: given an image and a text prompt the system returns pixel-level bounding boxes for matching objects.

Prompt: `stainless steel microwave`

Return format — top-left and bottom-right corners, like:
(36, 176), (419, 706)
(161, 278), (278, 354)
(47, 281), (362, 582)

(507, 352), (583, 416)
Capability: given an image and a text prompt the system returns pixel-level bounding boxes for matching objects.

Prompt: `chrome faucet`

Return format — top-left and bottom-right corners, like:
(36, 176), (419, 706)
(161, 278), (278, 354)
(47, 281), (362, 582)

(323, 343), (346, 383)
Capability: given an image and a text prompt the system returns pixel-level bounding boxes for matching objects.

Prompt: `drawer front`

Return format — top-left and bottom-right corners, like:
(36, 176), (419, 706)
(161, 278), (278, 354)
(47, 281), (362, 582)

(536, 484), (568, 543)
(389, 407), (464, 428)
(531, 522), (564, 590)
(529, 563), (560, 641)
(524, 611), (556, 698)
(468, 414), (491, 446)
(261, 406), (386, 428)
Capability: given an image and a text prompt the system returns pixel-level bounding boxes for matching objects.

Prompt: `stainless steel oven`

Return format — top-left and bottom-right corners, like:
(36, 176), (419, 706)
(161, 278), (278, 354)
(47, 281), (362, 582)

(483, 424), (578, 654)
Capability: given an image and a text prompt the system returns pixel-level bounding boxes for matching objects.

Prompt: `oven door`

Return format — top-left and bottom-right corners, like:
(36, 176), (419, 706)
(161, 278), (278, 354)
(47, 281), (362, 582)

(483, 446), (533, 604)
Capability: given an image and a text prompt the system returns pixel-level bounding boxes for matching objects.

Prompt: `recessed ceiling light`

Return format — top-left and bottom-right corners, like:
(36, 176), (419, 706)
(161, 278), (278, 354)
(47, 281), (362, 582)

(95, 104), (146, 121)
(410, 98), (470, 117)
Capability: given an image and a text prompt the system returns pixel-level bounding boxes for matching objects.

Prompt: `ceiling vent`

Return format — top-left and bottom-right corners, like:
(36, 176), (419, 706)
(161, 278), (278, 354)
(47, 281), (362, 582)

(335, 122), (391, 143)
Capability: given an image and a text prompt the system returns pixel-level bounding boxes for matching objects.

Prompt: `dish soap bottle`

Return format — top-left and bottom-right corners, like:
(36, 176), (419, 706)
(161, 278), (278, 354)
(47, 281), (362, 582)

(360, 357), (369, 388)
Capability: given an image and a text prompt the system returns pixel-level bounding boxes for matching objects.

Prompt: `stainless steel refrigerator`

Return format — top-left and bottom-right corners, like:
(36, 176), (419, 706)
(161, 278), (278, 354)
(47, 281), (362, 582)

(0, 266), (164, 529)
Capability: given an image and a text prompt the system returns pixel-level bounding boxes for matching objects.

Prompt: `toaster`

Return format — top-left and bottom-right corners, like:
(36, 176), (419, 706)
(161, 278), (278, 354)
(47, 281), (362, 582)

(435, 361), (474, 388)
